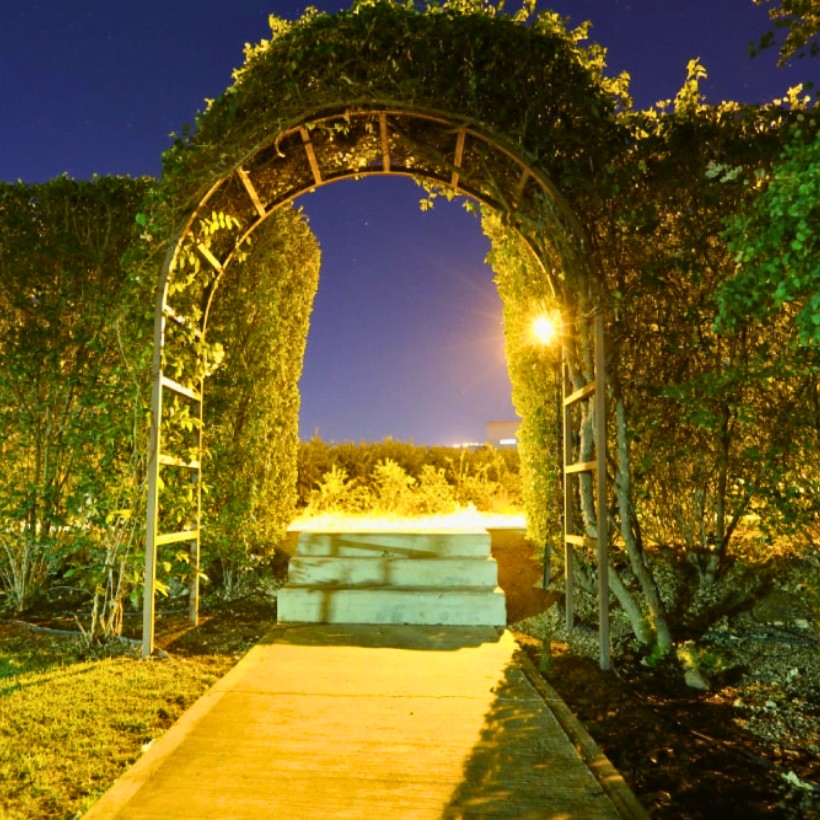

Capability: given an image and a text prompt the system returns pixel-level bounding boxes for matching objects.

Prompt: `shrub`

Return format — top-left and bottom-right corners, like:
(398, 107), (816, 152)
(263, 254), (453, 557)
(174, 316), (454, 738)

(306, 465), (372, 515)
(202, 207), (320, 591)
(296, 439), (522, 518)
(413, 465), (458, 516)
(372, 459), (416, 514)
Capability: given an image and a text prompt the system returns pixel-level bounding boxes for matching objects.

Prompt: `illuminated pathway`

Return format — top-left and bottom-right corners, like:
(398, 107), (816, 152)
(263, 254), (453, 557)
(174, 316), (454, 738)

(84, 625), (648, 819)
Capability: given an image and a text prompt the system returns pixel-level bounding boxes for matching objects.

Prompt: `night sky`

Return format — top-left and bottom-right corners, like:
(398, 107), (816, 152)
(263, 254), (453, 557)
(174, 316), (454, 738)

(1, 1), (814, 444)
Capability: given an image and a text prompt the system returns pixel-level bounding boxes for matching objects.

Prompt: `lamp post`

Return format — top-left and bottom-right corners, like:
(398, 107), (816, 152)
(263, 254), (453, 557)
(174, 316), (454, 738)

(531, 314), (563, 591)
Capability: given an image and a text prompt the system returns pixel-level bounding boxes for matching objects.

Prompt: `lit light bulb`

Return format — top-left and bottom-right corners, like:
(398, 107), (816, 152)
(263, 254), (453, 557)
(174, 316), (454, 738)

(532, 315), (556, 344)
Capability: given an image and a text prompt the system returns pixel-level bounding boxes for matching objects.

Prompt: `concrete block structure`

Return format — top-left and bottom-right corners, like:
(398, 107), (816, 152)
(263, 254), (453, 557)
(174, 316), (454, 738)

(277, 528), (506, 626)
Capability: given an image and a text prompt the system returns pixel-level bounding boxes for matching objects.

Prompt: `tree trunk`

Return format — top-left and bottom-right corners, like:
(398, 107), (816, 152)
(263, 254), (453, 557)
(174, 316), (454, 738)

(608, 557), (653, 644)
(706, 404), (733, 586)
(566, 327), (659, 649)
(614, 396), (673, 655)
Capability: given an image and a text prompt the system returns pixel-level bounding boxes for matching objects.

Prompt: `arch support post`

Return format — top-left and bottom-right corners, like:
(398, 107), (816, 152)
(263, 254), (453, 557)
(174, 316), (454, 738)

(143, 253), (204, 659)
(143, 371), (204, 658)
(562, 312), (609, 671)
(142, 361), (163, 660)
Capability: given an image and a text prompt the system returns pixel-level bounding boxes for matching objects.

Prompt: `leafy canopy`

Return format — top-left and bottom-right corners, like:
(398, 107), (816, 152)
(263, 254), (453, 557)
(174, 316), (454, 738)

(753, 0), (820, 64)
(717, 119), (820, 343)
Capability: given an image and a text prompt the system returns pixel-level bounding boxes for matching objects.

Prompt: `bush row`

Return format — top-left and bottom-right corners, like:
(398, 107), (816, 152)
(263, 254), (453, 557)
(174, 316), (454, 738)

(297, 438), (522, 517)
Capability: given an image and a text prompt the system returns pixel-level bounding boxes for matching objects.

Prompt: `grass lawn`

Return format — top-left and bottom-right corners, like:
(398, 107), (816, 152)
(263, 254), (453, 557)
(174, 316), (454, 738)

(0, 601), (266, 820)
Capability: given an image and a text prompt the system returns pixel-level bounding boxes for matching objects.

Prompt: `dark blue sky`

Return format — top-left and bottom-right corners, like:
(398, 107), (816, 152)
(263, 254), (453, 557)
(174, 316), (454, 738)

(1, 1), (813, 444)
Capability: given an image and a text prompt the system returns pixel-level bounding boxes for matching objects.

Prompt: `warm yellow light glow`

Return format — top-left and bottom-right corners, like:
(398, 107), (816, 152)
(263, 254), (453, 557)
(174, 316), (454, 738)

(289, 505), (526, 532)
(532, 315), (557, 345)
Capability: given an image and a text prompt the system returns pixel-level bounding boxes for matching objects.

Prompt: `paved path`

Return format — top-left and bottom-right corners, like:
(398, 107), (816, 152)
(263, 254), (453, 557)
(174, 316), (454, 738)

(84, 625), (648, 819)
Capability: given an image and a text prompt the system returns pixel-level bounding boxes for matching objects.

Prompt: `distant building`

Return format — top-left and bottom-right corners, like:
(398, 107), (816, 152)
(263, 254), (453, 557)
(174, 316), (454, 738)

(486, 420), (520, 450)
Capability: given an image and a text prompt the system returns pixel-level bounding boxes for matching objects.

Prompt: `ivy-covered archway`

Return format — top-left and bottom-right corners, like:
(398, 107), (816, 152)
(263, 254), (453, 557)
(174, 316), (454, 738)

(143, 1), (625, 663)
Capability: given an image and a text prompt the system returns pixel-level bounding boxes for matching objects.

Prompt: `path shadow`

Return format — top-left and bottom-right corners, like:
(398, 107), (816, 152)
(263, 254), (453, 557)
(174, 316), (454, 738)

(489, 529), (561, 623)
(259, 623), (504, 651)
(441, 660), (615, 819)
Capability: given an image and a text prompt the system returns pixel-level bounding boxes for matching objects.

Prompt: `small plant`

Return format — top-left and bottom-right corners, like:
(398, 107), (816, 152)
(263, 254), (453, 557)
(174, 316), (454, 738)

(449, 450), (499, 510)
(372, 459), (416, 514)
(0, 533), (56, 614)
(307, 465), (372, 514)
(413, 465), (457, 516)
(676, 641), (731, 675)
(642, 642), (666, 669)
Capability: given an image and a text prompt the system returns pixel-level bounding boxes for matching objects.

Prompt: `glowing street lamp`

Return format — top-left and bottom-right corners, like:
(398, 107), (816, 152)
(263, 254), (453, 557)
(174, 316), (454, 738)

(532, 315), (557, 346)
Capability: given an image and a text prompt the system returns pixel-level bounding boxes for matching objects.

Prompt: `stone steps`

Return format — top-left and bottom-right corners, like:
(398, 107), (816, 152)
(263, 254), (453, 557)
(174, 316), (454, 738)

(294, 529), (491, 558)
(277, 586), (506, 626)
(287, 556), (499, 587)
(277, 528), (506, 627)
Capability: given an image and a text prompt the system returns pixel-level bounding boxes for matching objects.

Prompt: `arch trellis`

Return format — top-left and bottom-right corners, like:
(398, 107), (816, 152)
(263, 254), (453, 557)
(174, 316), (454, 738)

(143, 4), (619, 668)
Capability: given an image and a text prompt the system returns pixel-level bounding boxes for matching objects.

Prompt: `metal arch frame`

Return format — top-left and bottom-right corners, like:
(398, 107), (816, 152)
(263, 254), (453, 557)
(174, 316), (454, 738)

(561, 313), (609, 671)
(142, 104), (608, 662)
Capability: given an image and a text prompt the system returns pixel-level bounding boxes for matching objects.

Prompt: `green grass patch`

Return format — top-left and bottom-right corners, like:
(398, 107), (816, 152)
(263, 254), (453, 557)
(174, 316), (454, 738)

(0, 632), (235, 819)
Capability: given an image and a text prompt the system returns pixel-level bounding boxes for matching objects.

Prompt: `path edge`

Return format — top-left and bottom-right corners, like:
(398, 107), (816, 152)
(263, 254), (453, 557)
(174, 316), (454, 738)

(81, 626), (291, 818)
(514, 646), (652, 820)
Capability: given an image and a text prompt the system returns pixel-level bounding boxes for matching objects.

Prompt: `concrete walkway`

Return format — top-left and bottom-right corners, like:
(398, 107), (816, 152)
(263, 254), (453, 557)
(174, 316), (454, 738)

(84, 625), (648, 819)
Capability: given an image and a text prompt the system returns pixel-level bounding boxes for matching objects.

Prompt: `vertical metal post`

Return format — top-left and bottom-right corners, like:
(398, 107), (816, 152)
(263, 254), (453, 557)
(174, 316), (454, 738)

(562, 356), (575, 632)
(554, 358), (563, 580)
(543, 356), (564, 590)
(189, 386), (203, 626)
(143, 244), (177, 660)
(143, 318), (166, 659)
(594, 313), (610, 670)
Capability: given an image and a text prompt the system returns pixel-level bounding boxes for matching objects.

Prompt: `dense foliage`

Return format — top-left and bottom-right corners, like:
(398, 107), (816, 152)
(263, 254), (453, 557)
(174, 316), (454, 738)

(753, 0), (820, 64)
(482, 212), (560, 555)
(0, 178), (324, 619)
(203, 208), (320, 594)
(296, 437), (521, 516)
(576, 80), (812, 650)
(162, 0), (625, 209)
(480, 54), (820, 652)
(719, 120), (820, 342)
(0, 176), (154, 623)
(3, 1), (820, 667)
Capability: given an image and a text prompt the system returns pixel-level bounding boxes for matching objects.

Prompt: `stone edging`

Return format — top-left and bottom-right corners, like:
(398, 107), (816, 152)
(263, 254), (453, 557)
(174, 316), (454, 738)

(515, 647), (652, 820)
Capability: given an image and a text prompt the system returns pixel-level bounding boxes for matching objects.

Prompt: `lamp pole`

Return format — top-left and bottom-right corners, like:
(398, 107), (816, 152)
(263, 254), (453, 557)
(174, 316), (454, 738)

(532, 315), (562, 590)
(547, 351), (563, 589)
